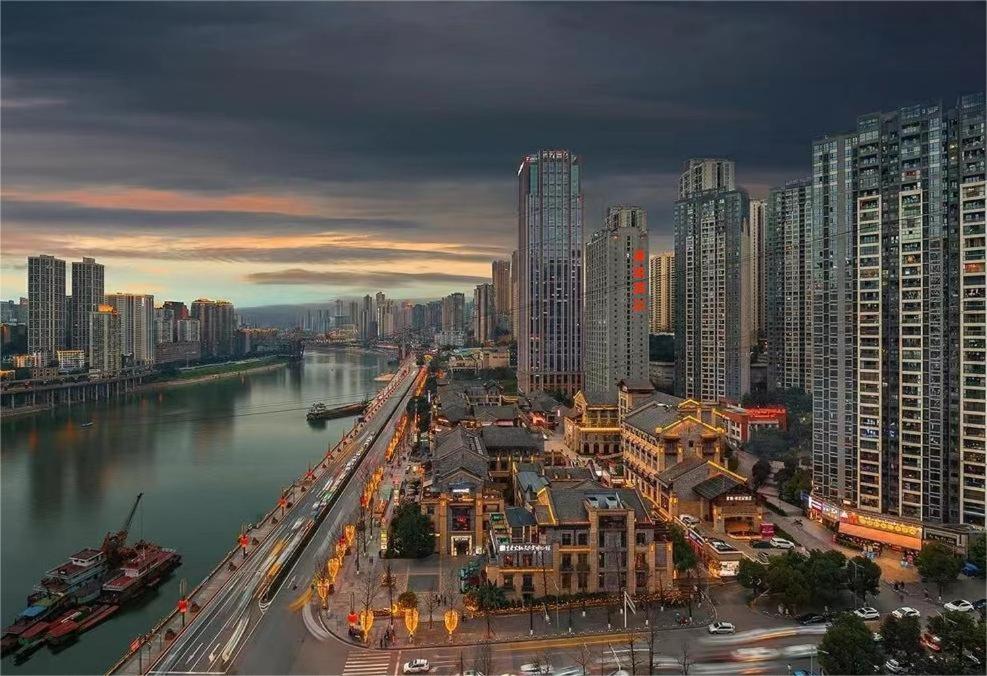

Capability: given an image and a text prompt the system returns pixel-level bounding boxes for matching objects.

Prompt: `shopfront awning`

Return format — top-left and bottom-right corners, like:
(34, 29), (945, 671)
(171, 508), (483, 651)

(839, 521), (921, 550)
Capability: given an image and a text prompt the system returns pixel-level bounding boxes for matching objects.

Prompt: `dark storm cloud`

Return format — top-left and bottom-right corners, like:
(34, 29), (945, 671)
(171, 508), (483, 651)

(2, 2), (984, 299)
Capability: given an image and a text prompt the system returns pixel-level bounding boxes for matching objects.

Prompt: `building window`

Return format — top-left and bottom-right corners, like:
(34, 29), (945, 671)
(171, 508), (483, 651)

(577, 531), (588, 546)
(561, 532), (573, 546)
(598, 552), (606, 568)
(522, 574), (534, 592)
(578, 573), (588, 589)
(598, 572), (606, 589)
(503, 574), (514, 590)
(561, 573), (571, 589)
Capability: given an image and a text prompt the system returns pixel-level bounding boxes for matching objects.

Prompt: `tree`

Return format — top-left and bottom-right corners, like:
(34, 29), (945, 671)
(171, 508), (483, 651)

(751, 457), (772, 489)
(915, 542), (963, 595)
(737, 558), (767, 595)
(779, 467), (811, 504)
(968, 533), (986, 575)
(382, 563), (397, 624)
(573, 644), (593, 676)
(472, 641), (493, 676)
(389, 503), (435, 558)
(744, 428), (789, 460)
(397, 590), (418, 611)
(669, 525), (698, 573)
(625, 635), (640, 675)
(847, 555), (882, 604)
(466, 581), (506, 639)
(880, 615), (922, 661)
(766, 559), (810, 612)
(927, 611), (986, 668)
(818, 613), (884, 675)
(423, 590), (440, 629)
(805, 549), (846, 608)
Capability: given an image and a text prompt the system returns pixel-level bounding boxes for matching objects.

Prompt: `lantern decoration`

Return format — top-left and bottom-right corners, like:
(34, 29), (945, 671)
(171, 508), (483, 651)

(239, 534), (249, 550)
(444, 609), (459, 638)
(404, 608), (419, 637)
(327, 557), (340, 582)
(315, 575), (330, 608)
(347, 611), (358, 626)
(344, 524), (356, 546)
(177, 598), (189, 614)
(335, 540), (346, 558)
(359, 609), (375, 638)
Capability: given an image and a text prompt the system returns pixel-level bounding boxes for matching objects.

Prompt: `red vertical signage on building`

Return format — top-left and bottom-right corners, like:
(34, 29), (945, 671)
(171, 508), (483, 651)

(632, 249), (647, 312)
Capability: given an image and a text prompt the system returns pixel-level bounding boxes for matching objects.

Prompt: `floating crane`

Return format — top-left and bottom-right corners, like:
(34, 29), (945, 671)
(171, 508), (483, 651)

(101, 493), (143, 564)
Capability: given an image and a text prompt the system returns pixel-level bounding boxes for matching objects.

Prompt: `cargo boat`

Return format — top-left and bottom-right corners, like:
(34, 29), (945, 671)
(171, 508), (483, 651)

(306, 400), (366, 422)
(0, 494), (180, 661)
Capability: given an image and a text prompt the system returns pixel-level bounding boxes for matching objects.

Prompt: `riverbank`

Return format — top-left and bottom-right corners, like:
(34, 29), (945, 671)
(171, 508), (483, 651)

(139, 356), (292, 392)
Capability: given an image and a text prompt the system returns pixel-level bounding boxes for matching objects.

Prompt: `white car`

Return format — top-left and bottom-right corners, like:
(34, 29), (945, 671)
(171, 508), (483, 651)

(403, 659), (431, 674)
(708, 621), (736, 634)
(944, 599), (975, 613)
(520, 665), (553, 675)
(731, 647), (780, 662)
(854, 606), (880, 621)
(884, 659), (907, 674)
(769, 537), (794, 549)
(782, 644), (818, 658)
(892, 606), (921, 619)
(679, 514), (700, 526)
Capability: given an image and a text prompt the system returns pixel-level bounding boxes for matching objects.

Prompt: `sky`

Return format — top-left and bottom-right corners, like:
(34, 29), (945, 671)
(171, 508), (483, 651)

(2, 2), (984, 307)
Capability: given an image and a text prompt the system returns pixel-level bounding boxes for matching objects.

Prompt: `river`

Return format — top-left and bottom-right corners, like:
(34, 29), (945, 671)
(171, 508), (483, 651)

(0, 350), (389, 675)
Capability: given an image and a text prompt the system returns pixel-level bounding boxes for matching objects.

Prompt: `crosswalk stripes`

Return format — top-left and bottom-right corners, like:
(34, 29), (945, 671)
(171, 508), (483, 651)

(341, 650), (393, 676)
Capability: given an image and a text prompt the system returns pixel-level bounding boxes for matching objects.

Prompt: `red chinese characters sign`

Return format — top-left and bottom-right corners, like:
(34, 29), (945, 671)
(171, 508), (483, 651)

(632, 249), (647, 312)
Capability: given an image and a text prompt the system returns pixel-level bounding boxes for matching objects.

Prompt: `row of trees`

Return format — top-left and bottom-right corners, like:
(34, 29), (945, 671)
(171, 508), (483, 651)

(819, 610), (986, 675)
(737, 549), (881, 612)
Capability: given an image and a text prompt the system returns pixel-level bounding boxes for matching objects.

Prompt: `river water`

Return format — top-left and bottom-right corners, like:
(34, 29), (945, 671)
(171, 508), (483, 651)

(0, 350), (388, 675)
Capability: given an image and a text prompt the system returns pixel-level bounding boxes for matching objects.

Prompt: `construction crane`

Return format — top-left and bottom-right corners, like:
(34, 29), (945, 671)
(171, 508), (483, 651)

(101, 492), (143, 563)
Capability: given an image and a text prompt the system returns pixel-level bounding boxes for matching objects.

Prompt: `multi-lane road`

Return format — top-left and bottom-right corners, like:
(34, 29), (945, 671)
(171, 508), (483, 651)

(152, 362), (421, 675)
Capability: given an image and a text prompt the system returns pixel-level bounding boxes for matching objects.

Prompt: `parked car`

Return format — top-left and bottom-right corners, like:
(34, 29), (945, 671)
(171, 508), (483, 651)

(973, 598), (986, 611)
(769, 537), (795, 549)
(520, 664), (553, 674)
(678, 514), (700, 527)
(403, 660), (431, 674)
(920, 632), (942, 652)
(892, 606), (921, 619)
(884, 659), (907, 674)
(853, 606), (880, 621)
(751, 540), (774, 549)
(708, 621), (736, 634)
(347, 626), (365, 640)
(796, 613), (827, 625)
(944, 599), (974, 613)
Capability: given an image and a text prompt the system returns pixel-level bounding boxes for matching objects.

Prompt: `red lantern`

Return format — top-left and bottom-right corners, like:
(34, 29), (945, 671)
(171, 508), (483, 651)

(178, 598), (189, 614)
(239, 534), (249, 549)
(347, 612), (358, 626)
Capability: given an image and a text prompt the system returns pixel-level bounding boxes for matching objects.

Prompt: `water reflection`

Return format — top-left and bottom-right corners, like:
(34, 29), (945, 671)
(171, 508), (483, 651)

(0, 350), (385, 674)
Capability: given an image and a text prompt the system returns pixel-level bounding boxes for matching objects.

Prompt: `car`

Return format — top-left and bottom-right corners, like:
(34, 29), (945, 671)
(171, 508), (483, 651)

(872, 632), (883, 643)
(892, 606), (921, 619)
(853, 606), (880, 620)
(920, 632), (942, 652)
(769, 537), (795, 549)
(944, 599), (975, 613)
(884, 659), (907, 674)
(783, 644), (819, 658)
(679, 514), (700, 526)
(708, 621), (736, 634)
(751, 540), (774, 549)
(520, 664), (553, 675)
(796, 613), (827, 625)
(975, 598), (987, 611)
(732, 647), (780, 661)
(756, 552), (771, 565)
(347, 626), (365, 640)
(403, 660), (432, 674)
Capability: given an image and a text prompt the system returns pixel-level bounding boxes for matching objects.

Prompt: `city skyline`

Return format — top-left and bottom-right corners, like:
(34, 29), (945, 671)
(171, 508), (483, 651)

(3, 3), (984, 304)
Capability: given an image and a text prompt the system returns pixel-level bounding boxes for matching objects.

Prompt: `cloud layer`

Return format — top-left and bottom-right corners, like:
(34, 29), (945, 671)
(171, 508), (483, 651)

(2, 2), (984, 304)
